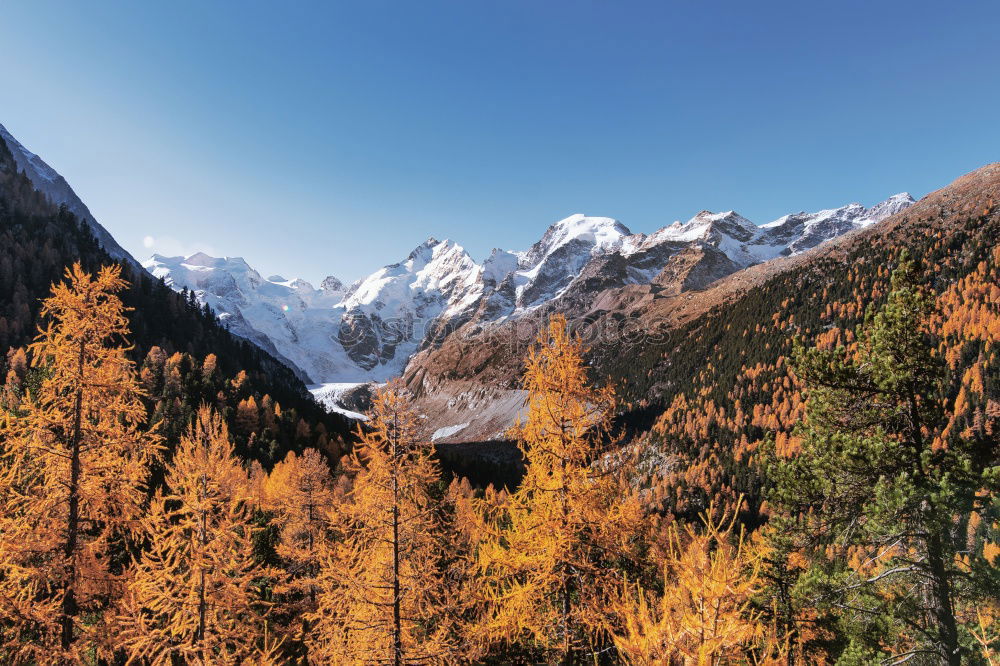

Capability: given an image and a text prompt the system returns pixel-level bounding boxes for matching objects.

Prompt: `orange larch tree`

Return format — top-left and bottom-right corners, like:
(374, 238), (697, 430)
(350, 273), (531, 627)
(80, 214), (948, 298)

(306, 381), (459, 665)
(117, 406), (279, 665)
(0, 263), (161, 664)
(473, 315), (646, 663)
(261, 448), (335, 633)
(612, 500), (777, 665)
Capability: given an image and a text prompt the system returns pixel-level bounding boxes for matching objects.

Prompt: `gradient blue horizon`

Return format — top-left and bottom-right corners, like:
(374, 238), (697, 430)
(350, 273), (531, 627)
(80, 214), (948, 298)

(1, 0), (998, 283)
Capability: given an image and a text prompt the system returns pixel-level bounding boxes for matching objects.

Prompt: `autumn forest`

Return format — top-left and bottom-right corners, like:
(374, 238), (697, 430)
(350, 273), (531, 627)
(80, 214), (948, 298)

(0, 93), (999, 663)
(0, 237), (997, 665)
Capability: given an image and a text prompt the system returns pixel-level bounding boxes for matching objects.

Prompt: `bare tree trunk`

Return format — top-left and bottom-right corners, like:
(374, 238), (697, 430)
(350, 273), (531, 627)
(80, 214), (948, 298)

(560, 418), (573, 666)
(392, 411), (403, 666)
(60, 339), (86, 652)
(196, 472), (208, 654)
(308, 496), (316, 609)
(906, 391), (960, 665)
(926, 532), (960, 666)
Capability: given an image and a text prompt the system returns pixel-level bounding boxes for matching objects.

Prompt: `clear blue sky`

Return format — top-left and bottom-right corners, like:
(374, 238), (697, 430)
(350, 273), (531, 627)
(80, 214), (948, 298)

(1, 1), (998, 283)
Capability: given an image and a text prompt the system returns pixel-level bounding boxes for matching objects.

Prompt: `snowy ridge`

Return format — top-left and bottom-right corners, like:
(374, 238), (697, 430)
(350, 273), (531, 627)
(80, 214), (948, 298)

(497, 214), (633, 313)
(757, 194), (915, 258)
(143, 238), (487, 385)
(145, 252), (366, 384)
(143, 192), (914, 394)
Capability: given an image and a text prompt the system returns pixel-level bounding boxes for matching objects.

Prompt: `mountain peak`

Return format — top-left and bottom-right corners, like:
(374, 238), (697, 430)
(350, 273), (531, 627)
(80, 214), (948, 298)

(550, 214), (631, 235)
(406, 237), (444, 263)
(864, 192), (917, 225)
(185, 251), (220, 266)
(320, 276), (345, 292)
(660, 210), (756, 243)
(532, 214), (631, 259)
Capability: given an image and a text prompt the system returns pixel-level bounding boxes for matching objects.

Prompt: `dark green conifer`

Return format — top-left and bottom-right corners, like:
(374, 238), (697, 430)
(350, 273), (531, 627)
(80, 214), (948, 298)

(768, 251), (999, 665)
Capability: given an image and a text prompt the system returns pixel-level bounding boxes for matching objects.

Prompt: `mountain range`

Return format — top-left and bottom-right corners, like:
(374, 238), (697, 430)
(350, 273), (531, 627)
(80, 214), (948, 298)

(143, 199), (912, 387)
(0, 121), (921, 443)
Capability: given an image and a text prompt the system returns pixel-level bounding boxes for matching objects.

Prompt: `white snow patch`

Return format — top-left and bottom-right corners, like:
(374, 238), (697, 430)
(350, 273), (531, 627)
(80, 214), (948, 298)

(431, 423), (470, 442)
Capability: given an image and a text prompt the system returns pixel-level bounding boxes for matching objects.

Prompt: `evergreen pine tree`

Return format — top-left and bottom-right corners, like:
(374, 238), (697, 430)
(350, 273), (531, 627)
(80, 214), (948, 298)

(768, 251), (999, 664)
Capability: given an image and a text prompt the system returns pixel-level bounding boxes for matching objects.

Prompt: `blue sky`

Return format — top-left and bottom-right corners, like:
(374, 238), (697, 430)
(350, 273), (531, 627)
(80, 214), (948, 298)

(1, 1), (998, 283)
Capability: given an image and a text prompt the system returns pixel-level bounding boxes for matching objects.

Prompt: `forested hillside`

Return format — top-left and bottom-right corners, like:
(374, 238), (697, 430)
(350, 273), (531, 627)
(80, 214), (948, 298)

(595, 164), (1000, 523)
(1, 260), (994, 663)
(0, 135), (354, 466)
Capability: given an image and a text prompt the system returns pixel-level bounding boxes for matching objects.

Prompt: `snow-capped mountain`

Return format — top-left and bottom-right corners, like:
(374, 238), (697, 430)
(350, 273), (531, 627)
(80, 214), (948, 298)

(759, 193), (915, 256)
(0, 119), (914, 388)
(481, 194), (915, 319)
(144, 238), (488, 385)
(619, 194), (914, 275)
(479, 215), (633, 319)
(333, 238), (486, 372)
(144, 194), (914, 387)
(0, 123), (138, 267)
(145, 252), (354, 383)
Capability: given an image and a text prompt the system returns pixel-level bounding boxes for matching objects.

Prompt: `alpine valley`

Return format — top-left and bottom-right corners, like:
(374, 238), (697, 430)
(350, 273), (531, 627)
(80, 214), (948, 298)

(0, 121), (934, 443)
(8, 0), (1000, 659)
(2, 119), (1000, 664)
(2, 119), (997, 451)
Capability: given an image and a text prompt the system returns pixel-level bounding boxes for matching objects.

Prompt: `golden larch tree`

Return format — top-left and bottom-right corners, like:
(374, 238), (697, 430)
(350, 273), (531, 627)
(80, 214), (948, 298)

(1, 347), (27, 410)
(473, 315), (646, 663)
(117, 406), (278, 665)
(612, 500), (772, 665)
(0, 263), (161, 663)
(261, 448), (334, 627)
(306, 381), (458, 665)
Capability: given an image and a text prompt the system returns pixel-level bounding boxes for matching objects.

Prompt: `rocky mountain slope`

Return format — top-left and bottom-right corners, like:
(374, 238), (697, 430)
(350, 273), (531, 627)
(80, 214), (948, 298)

(600, 162), (1000, 521)
(403, 166), (994, 446)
